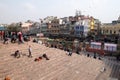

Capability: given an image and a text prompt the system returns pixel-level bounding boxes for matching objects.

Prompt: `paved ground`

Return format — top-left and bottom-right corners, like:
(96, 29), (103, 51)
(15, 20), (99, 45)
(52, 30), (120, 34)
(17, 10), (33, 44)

(0, 41), (104, 80)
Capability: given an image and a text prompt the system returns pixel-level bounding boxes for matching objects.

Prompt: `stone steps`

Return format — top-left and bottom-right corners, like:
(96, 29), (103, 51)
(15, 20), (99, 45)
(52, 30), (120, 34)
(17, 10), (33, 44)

(13, 52), (76, 77)
(6, 50), (67, 79)
(0, 42), (104, 80)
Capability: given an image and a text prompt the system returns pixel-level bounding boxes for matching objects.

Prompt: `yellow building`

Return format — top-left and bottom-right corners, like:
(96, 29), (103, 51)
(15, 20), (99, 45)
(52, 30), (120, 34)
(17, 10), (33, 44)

(101, 23), (120, 35)
(90, 18), (95, 30)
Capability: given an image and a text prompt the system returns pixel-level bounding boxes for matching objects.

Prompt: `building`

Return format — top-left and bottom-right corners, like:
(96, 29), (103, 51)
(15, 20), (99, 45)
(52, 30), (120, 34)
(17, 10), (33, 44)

(101, 23), (120, 35)
(46, 11), (100, 40)
(43, 16), (56, 23)
(74, 17), (90, 37)
(47, 18), (62, 38)
(21, 22), (33, 34)
(101, 16), (120, 35)
(47, 17), (73, 39)
(41, 23), (48, 36)
(101, 16), (120, 42)
(59, 17), (71, 38)
(29, 22), (41, 35)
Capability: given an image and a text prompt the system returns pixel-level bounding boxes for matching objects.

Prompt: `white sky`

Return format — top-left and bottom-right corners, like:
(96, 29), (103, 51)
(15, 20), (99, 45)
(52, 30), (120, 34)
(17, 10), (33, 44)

(0, 0), (120, 24)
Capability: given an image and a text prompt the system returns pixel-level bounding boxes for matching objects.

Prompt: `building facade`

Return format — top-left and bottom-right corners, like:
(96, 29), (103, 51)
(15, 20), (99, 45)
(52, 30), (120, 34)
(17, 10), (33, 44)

(101, 16), (120, 35)
(74, 18), (90, 37)
(21, 22), (33, 34)
(101, 23), (120, 35)
(100, 16), (120, 43)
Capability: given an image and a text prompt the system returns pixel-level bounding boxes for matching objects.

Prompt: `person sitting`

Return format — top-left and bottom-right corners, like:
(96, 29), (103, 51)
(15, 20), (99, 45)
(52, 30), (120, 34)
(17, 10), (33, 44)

(87, 53), (90, 57)
(42, 53), (49, 60)
(76, 50), (80, 55)
(3, 37), (9, 44)
(14, 50), (20, 58)
(98, 57), (101, 60)
(68, 51), (72, 56)
(33, 38), (37, 43)
(93, 52), (97, 59)
(34, 56), (42, 62)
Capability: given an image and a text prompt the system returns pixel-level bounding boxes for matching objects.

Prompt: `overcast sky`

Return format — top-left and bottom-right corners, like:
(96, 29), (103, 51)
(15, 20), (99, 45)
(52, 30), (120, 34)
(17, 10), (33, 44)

(0, 0), (120, 24)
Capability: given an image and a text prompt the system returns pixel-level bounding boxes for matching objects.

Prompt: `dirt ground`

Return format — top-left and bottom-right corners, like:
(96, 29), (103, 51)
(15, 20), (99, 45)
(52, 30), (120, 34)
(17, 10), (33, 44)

(0, 41), (104, 80)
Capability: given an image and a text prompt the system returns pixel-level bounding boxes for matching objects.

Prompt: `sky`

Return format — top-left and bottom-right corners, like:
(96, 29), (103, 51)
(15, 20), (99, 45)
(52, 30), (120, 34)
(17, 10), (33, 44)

(0, 0), (120, 24)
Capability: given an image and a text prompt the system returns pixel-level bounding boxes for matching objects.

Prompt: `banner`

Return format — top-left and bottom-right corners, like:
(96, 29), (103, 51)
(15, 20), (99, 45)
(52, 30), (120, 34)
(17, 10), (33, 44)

(104, 43), (117, 52)
(90, 42), (101, 50)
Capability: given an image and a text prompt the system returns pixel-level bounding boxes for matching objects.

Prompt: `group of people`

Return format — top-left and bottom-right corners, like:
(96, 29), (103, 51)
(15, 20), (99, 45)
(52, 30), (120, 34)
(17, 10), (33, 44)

(86, 52), (102, 60)
(3, 31), (24, 44)
(14, 45), (50, 62)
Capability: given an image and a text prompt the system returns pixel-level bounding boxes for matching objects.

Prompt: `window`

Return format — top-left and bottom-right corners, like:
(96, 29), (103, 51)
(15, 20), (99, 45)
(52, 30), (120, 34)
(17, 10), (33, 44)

(102, 30), (104, 34)
(110, 30), (112, 34)
(76, 26), (79, 29)
(106, 30), (108, 33)
(114, 31), (116, 34)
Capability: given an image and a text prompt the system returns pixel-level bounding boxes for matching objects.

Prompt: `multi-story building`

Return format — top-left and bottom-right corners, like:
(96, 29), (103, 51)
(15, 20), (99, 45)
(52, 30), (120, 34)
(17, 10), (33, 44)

(101, 16), (120, 35)
(47, 17), (62, 37)
(101, 16), (120, 42)
(46, 11), (100, 40)
(21, 22), (33, 34)
(74, 16), (90, 37)
(43, 16), (56, 23)
(29, 22), (40, 35)
(59, 18), (71, 38)
(101, 23), (120, 35)
(41, 23), (48, 36)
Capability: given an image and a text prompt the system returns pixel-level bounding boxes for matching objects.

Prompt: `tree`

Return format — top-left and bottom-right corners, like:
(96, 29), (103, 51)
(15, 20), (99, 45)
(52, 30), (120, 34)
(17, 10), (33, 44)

(7, 23), (22, 32)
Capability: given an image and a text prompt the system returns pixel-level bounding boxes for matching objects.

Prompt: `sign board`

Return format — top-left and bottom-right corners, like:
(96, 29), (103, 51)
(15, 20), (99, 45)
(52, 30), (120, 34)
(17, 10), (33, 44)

(90, 42), (101, 50)
(36, 33), (44, 37)
(104, 43), (117, 52)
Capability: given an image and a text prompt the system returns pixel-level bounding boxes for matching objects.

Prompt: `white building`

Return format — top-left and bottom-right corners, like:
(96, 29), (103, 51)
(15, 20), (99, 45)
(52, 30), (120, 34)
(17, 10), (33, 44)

(21, 22), (33, 33)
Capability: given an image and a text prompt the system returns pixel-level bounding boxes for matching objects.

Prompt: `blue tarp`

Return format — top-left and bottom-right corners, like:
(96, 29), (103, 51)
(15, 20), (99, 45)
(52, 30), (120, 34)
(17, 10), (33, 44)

(0, 26), (5, 30)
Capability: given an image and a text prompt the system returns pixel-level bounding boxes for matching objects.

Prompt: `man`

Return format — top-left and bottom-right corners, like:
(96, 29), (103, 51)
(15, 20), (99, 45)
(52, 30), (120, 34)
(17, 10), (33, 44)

(28, 46), (32, 57)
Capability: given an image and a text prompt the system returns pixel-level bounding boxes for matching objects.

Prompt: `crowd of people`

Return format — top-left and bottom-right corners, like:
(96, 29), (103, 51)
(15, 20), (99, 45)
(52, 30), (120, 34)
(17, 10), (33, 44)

(1, 31), (30, 44)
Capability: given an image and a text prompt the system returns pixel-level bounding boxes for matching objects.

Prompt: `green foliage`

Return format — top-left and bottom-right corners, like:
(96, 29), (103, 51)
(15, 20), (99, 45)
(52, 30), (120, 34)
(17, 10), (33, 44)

(7, 23), (22, 32)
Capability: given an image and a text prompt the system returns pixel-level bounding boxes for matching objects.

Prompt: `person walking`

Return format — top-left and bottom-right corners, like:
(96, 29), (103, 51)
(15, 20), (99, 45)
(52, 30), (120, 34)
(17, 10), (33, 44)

(28, 45), (32, 57)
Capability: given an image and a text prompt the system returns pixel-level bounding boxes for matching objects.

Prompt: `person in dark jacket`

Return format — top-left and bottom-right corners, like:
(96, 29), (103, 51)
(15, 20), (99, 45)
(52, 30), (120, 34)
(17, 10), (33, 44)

(43, 53), (49, 60)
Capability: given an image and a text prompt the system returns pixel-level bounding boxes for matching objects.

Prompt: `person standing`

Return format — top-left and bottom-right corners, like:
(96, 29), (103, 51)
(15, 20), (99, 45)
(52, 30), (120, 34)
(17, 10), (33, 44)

(28, 45), (32, 57)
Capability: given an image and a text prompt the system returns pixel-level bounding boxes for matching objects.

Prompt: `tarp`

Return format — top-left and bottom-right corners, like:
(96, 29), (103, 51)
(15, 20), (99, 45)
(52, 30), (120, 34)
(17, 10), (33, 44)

(0, 26), (5, 30)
